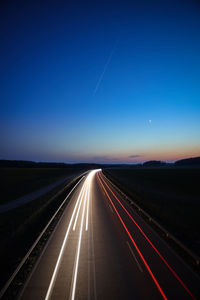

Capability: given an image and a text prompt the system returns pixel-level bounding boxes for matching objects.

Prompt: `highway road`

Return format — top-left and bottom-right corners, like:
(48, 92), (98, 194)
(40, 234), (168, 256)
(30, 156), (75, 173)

(18, 169), (200, 300)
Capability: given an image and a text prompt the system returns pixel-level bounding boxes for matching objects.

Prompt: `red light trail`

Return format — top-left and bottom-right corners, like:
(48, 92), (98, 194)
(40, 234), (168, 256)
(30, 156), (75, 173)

(97, 173), (167, 300)
(99, 173), (196, 299)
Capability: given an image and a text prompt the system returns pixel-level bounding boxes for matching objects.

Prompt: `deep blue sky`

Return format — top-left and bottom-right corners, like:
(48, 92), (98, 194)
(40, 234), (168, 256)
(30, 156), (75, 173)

(1, 0), (200, 163)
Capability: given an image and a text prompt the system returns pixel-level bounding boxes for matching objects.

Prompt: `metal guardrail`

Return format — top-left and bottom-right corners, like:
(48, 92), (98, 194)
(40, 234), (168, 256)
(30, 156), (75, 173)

(103, 172), (200, 267)
(0, 173), (86, 299)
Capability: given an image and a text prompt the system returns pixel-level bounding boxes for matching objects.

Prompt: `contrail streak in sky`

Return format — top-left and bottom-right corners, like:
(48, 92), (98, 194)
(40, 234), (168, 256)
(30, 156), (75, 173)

(93, 39), (119, 95)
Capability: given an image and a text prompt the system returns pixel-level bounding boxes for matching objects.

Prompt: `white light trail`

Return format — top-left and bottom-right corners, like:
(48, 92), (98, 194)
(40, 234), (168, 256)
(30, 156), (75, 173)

(70, 179), (89, 300)
(45, 169), (101, 300)
(73, 183), (87, 231)
(44, 181), (86, 300)
(93, 39), (119, 96)
(70, 169), (101, 300)
(85, 179), (90, 231)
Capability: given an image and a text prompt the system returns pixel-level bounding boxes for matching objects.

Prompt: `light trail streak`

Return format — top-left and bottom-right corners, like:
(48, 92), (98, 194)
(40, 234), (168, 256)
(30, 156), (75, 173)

(93, 40), (118, 95)
(73, 183), (87, 231)
(99, 173), (197, 300)
(45, 169), (101, 300)
(98, 174), (167, 300)
(70, 180), (89, 300)
(85, 179), (90, 231)
(70, 169), (101, 300)
(44, 180), (86, 300)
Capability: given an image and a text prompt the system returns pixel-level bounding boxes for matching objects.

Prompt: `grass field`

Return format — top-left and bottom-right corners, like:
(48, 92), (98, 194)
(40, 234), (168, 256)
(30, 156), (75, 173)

(0, 169), (84, 289)
(0, 168), (81, 204)
(104, 167), (200, 256)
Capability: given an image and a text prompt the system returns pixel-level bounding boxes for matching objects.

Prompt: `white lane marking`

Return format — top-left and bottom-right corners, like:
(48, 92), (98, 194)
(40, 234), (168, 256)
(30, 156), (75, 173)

(70, 180), (89, 300)
(44, 181), (86, 300)
(108, 204), (114, 213)
(85, 180), (90, 231)
(73, 183), (87, 231)
(126, 241), (143, 273)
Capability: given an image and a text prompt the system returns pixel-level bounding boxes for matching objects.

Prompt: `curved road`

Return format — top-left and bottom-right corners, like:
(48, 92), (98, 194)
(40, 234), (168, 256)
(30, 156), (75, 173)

(18, 170), (200, 300)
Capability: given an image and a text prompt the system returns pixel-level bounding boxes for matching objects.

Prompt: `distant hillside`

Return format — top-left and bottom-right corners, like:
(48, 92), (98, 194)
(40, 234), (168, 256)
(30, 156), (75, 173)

(142, 157), (200, 168)
(175, 156), (200, 166)
(0, 160), (102, 169)
(1, 156), (200, 169)
(0, 160), (68, 168)
(142, 160), (168, 167)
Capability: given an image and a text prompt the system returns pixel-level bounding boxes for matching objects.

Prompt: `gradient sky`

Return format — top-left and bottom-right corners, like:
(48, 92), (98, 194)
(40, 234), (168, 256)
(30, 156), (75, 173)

(1, 0), (200, 163)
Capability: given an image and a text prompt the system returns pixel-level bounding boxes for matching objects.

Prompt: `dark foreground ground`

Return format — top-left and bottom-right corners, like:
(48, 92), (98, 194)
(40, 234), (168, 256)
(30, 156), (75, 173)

(0, 167), (86, 290)
(12, 171), (200, 300)
(103, 167), (200, 257)
(0, 165), (200, 298)
(0, 167), (81, 204)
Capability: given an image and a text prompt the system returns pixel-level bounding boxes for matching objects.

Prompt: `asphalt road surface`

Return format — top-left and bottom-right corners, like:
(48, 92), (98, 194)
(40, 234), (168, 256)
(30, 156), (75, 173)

(18, 170), (200, 300)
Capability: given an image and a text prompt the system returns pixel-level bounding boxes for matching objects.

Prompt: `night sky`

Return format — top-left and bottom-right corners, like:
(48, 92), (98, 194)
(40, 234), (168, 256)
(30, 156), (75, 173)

(1, 0), (200, 163)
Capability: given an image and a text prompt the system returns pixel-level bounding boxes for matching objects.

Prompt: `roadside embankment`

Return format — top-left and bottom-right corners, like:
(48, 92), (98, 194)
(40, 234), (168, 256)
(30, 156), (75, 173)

(0, 169), (86, 291)
(103, 167), (200, 266)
